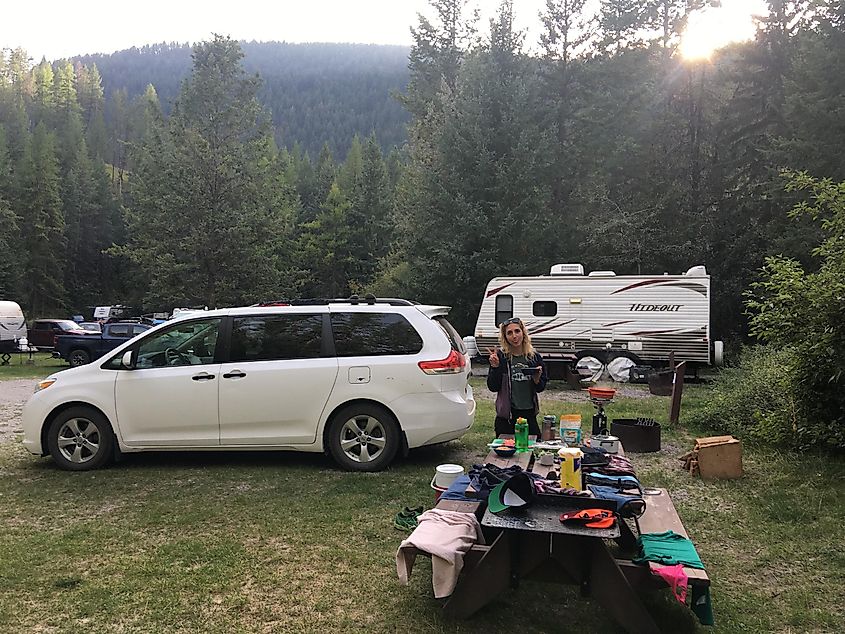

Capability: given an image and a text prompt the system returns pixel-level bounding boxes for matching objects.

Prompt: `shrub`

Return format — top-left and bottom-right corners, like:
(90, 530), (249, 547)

(686, 346), (822, 448)
(731, 173), (845, 451)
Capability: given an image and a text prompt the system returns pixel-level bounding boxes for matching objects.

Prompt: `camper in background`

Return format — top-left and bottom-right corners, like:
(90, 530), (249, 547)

(472, 264), (724, 382)
(0, 301), (27, 353)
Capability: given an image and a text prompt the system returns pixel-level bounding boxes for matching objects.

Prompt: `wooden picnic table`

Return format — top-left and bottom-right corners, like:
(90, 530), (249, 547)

(440, 435), (661, 634)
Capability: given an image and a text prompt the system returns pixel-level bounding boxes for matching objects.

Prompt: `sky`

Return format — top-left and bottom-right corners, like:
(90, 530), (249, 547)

(0, 0), (538, 60)
(2, 0), (767, 62)
(681, 0), (769, 59)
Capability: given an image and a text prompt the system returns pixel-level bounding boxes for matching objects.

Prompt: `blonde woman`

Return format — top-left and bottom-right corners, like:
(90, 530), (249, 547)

(486, 317), (548, 437)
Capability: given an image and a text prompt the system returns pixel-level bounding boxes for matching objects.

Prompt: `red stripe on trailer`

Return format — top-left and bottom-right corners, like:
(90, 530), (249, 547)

(486, 282), (515, 298)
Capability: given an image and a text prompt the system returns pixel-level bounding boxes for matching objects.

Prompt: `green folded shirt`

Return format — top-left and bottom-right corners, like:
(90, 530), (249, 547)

(633, 530), (705, 569)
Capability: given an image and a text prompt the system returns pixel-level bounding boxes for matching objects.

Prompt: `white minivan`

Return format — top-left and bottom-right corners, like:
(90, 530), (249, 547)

(22, 298), (475, 472)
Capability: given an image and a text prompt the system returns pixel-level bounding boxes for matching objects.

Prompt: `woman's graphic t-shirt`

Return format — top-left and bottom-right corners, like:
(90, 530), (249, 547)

(509, 355), (534, 410)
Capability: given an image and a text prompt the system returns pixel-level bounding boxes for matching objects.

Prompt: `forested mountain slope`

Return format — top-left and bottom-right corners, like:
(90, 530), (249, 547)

(75, 41), (411, 158)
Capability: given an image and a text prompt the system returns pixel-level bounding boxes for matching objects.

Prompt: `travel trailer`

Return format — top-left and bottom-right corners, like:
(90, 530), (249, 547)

(473, 264), (723, 381)
(0, 301), (27, 353)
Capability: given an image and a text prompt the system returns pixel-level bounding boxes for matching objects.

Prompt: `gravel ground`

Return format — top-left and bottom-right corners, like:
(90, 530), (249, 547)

(0, 379), (36, 442)
(473, 382), (654, 403)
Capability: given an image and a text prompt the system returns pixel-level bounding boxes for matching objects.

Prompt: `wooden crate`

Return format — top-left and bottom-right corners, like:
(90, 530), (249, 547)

(679, 435), (743, 480)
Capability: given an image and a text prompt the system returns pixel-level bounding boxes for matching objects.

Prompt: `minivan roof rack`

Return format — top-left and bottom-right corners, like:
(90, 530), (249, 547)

(255, 295), (417, 307)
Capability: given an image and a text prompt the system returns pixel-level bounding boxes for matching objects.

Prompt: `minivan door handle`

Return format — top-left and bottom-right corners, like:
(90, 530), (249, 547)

(191, 372), (216, 381)
(222, 370), (246, 379)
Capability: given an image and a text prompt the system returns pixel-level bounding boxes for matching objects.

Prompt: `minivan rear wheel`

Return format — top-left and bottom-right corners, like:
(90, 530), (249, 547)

(46, 407), (114, 471)
(327, 403), (400, 472)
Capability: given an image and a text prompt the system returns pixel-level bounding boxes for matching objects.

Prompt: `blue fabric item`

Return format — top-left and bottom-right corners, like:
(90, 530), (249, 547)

(584, 472), (643, 494)
(439, 475), (473, 500)
(587, 484), (645, 518)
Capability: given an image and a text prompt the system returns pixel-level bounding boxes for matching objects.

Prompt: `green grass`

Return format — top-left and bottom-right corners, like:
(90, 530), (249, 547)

(0, 352), (68, 379)
(0, 378), (841, 632)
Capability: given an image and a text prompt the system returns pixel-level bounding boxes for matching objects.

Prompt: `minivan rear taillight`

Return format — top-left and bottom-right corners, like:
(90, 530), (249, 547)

(418, 349), (466, 375)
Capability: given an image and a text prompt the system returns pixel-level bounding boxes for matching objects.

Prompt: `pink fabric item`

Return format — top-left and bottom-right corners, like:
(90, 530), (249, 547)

(396, 509), (485, 598)
(652, 563), (689, 604)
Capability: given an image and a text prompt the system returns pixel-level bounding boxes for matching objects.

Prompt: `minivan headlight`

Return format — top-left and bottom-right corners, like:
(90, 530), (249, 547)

(35, 378), (57, 393)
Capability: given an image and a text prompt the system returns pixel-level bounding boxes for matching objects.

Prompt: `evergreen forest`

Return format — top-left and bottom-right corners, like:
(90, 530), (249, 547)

(74, 41), (412, 159)
(2, 1), (845, 445)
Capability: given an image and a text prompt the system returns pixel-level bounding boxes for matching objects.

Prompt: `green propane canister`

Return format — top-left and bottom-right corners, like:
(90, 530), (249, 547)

(558, 447), (584, 490)
(515, 417), (529, 452)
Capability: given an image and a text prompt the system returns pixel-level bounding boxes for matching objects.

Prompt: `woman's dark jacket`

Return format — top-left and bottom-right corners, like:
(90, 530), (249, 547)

(486, 349), (548, 418)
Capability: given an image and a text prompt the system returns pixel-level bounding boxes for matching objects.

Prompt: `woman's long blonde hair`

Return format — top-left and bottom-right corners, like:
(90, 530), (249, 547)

(498, 318), (536, 359)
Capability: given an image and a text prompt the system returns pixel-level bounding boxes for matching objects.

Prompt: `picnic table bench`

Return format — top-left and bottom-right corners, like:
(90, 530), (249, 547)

(615, 487), (710, 591)
(404, 437), (710, 632)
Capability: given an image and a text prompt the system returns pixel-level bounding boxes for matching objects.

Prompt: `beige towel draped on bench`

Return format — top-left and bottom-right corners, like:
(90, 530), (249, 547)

(395, 509), (485, 598)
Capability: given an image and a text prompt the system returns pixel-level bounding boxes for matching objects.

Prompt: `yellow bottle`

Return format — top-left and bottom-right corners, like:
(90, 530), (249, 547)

(558, 447), (584, 490)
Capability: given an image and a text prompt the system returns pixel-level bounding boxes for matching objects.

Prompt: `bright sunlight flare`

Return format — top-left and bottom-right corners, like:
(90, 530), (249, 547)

(680, 0), (768, 60)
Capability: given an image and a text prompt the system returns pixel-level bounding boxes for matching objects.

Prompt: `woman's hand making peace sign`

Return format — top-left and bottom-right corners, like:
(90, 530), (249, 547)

(488, 348), (500, 368)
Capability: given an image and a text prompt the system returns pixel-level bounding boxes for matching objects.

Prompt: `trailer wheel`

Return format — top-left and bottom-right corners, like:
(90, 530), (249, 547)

(575, 355), (605, 382)
(607, 355), (636, 382)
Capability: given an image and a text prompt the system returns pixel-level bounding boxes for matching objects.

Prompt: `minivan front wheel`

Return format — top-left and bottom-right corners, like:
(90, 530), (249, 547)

(46, 407), (115, 471)
(327, 404), (400, 472)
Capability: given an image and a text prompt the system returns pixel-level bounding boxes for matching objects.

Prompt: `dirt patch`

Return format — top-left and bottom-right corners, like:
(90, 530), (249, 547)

(473, 382), (655, 402)
(0, 379), (37, 442)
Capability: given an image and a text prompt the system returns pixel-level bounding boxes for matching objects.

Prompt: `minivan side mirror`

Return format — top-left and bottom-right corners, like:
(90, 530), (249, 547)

(121, 350), (134, 369)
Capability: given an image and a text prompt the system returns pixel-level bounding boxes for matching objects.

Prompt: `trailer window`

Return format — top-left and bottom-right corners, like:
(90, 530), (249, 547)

(533, 301), (557, 317)
(495, 295), (513, 326)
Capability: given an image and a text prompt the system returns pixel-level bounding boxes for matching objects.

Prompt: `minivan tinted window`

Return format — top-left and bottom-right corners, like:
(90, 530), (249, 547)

(434, 316), (466, 354)
(230, 314), (323, 362)
(331, 313), (423, 357)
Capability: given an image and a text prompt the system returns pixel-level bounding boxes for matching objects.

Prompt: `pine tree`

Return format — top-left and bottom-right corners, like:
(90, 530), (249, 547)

(31, 59), (55, 125)
(539, 0), (594, 258)
(300, 183), (355, 297)
(18, 123), (65, 314)
(76, 63), (108, 158)
(402, 0), (478, 119)
(52, 59), (85, 171)
(598, 0), (651, 52)
(312, 142), (337, 218)
(61, 139), (117, 310)
(0, 127), (21, 298)
(337, 135), (363, 193)
(119, 35), (298, 308)
(349, 134), (393, 288)
(644, 0), (705, 57)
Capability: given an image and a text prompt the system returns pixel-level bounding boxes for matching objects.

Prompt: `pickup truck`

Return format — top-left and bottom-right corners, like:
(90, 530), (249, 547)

(55, 322), (153, 367)
(27, 319), (89, 350)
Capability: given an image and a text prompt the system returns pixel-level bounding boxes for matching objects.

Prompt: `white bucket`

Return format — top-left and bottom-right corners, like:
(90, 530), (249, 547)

(434, 464), (465, 489)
